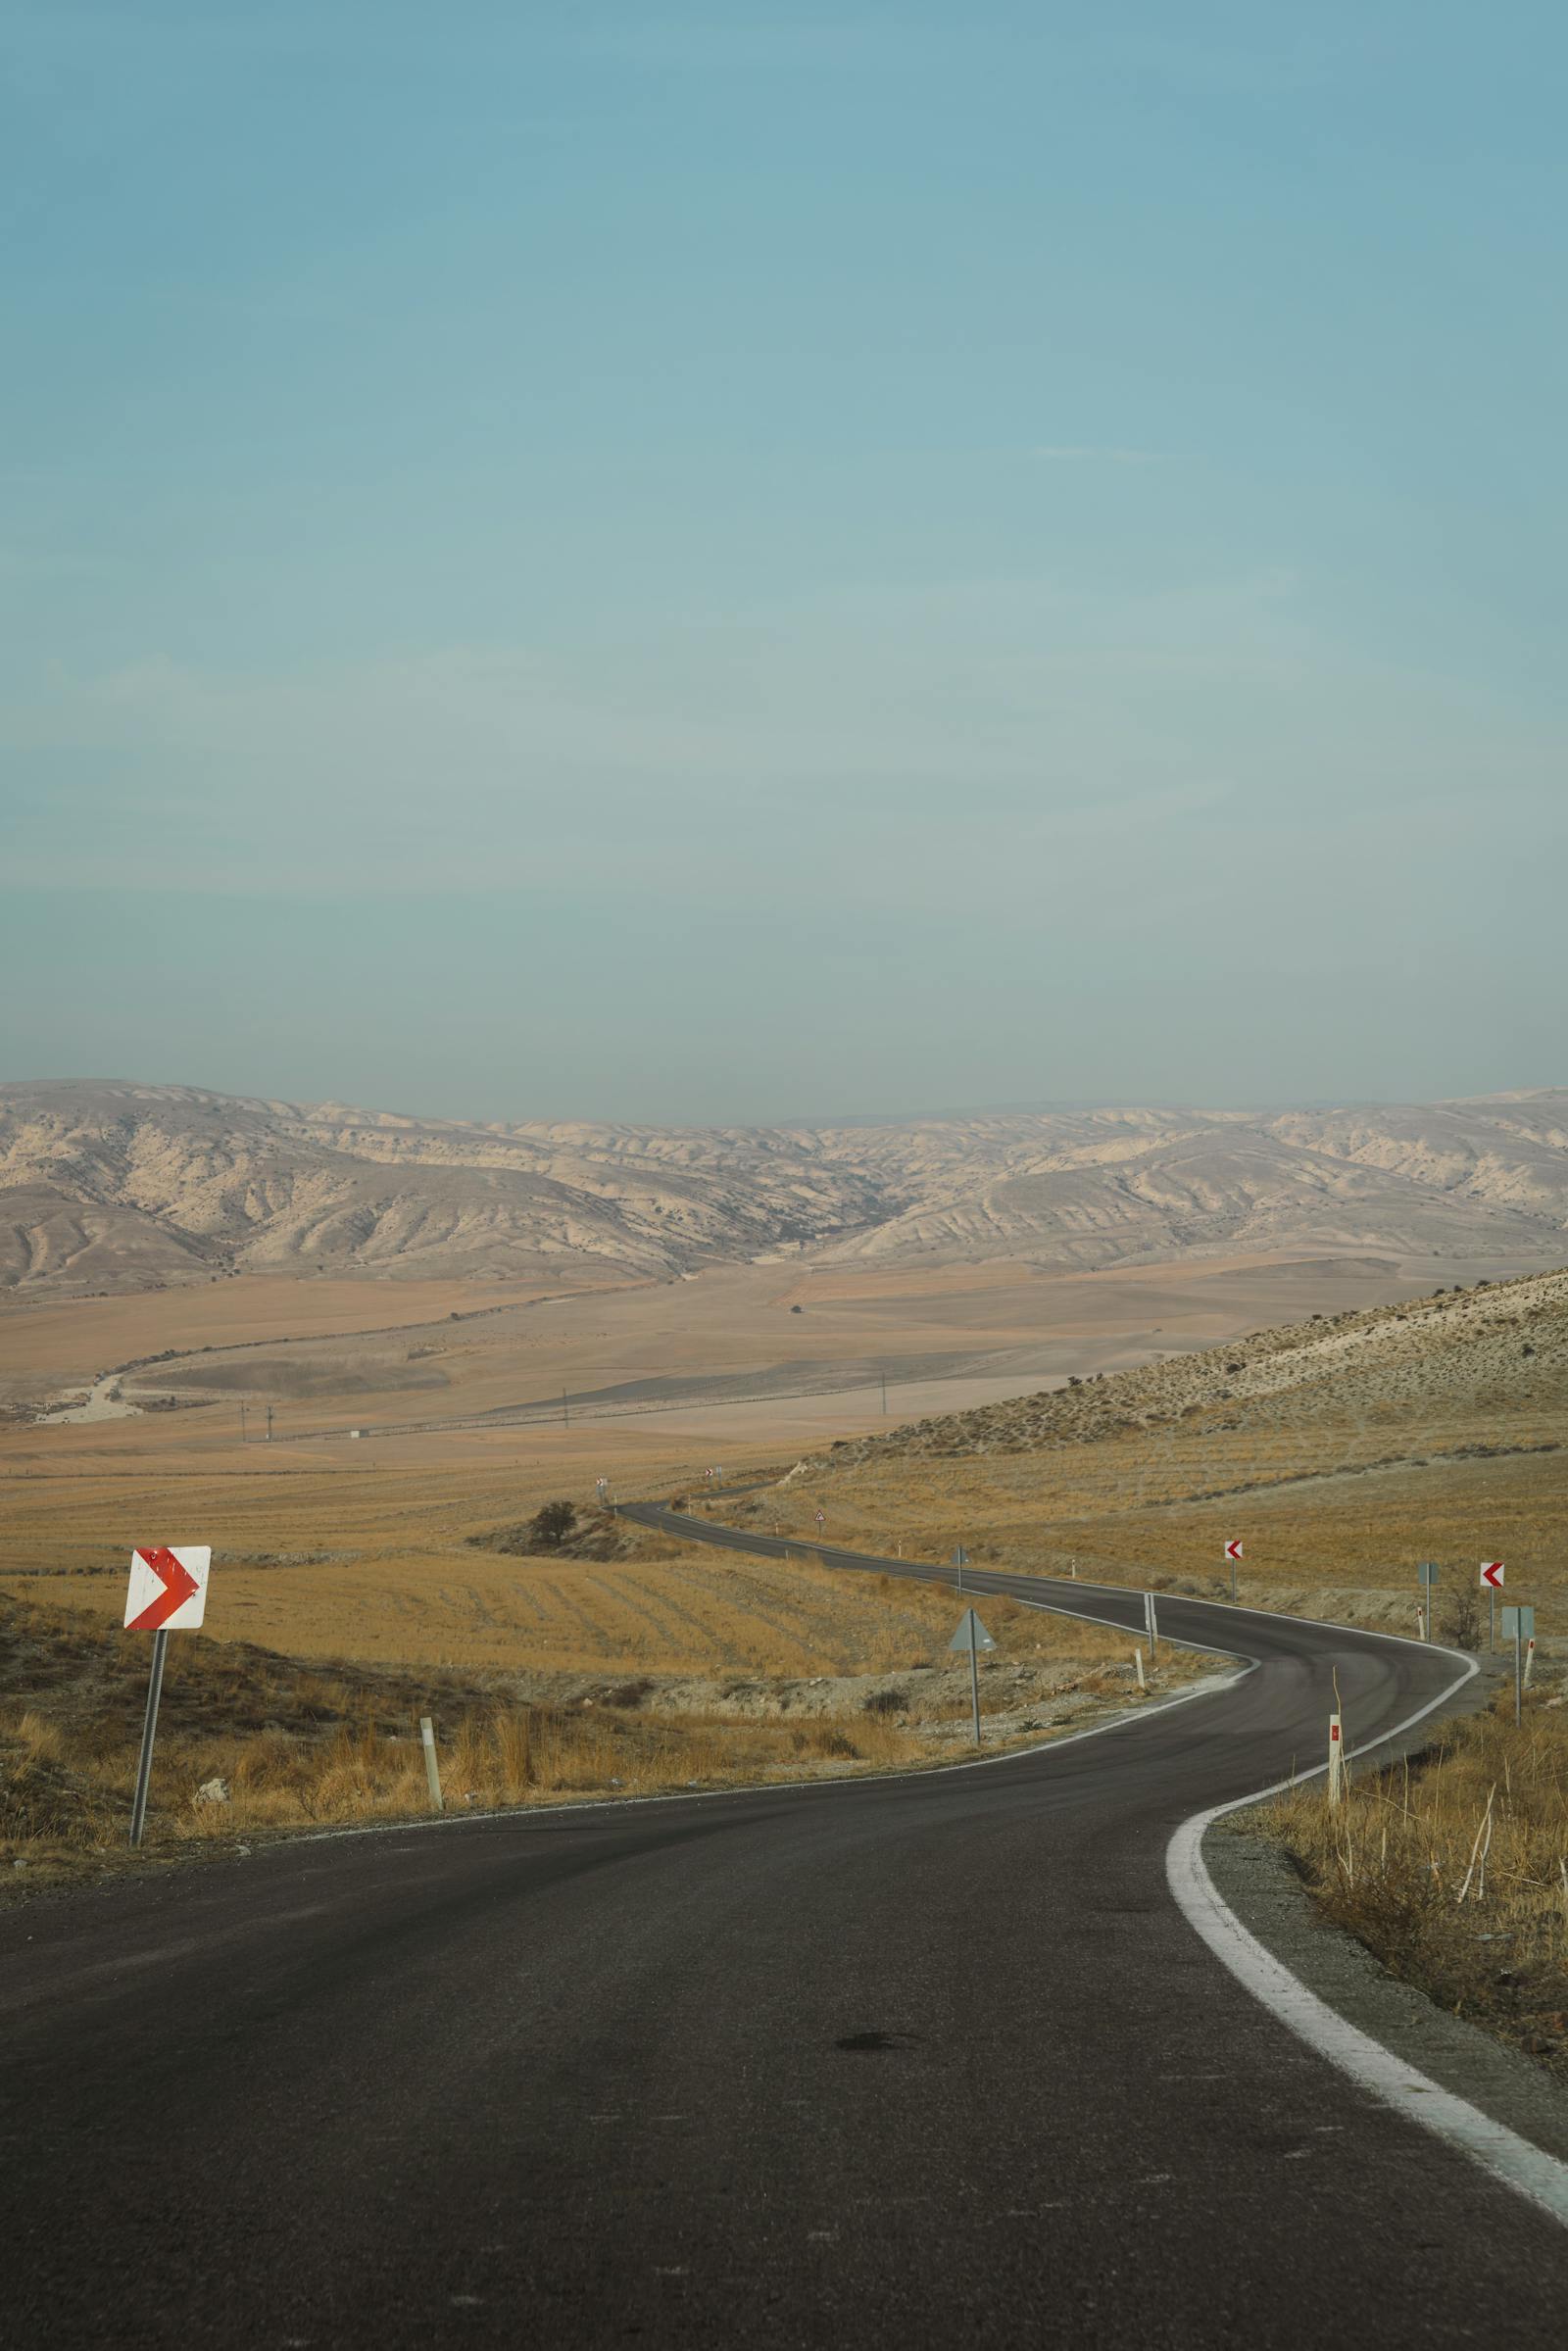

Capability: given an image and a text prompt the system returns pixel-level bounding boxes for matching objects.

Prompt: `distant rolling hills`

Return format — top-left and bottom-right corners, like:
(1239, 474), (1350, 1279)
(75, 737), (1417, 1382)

(2, 1079), (1567, 1295)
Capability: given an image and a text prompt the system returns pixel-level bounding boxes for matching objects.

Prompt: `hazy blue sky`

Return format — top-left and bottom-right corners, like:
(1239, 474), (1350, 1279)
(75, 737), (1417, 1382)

(3, 3), (1563, 1124)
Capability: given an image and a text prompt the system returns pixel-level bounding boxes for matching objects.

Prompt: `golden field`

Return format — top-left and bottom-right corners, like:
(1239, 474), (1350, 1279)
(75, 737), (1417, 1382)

(767, 1267), (1568, 1641)
(1, 1508), (1140, 1682)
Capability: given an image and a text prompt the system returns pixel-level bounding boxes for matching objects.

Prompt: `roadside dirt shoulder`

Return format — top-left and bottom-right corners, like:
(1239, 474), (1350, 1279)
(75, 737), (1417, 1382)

(1206, 1826), (1568, 2165)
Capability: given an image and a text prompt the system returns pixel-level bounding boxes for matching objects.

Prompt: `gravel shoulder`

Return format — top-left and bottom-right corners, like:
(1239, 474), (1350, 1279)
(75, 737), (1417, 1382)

(1206, 1826), (1568, 2166)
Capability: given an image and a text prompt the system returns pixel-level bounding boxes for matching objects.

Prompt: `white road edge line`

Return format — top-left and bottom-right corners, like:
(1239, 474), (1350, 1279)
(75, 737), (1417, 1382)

(1166, 1651), (1568, 2230)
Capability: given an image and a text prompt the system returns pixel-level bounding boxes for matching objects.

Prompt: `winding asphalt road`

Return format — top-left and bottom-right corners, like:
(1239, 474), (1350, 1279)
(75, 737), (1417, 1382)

(5, 1510), (1566, 2346)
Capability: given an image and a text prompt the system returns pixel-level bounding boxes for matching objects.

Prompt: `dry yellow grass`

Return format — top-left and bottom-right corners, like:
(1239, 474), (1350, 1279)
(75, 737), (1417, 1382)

(760, 1269), (1568, 1642)
(762, 1439), (1568, 1609)
(0, 1586), (924, 1868)
(3, 1533), (1146, 1679)
(0, 1581), (1193, 1886)
(1258, 1688), (1568, 2078)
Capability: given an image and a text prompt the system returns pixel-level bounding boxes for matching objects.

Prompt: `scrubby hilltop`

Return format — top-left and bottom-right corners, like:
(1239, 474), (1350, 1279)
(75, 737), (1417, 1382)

(811, 1264), (1568, 1466)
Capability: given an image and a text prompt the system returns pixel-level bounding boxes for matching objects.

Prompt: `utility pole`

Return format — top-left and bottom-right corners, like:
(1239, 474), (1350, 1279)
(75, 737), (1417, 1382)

(238, 1400), (247, 1445)
(265, 1403), (273, 1444)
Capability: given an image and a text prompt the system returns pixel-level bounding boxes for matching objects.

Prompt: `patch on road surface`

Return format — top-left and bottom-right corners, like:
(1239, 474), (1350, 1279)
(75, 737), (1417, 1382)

(835, 2029), (921, 2052)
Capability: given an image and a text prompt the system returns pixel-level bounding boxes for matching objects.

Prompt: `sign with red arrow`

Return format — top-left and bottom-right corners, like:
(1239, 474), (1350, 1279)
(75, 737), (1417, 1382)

(1479, 1561), (1505, 1590)
(1224, 1540), (1244, 1563)
(124, 1545), (211, 1633)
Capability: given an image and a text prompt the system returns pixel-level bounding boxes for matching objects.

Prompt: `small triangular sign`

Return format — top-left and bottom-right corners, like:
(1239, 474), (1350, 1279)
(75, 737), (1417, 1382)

(949, 1608), (994, 1653)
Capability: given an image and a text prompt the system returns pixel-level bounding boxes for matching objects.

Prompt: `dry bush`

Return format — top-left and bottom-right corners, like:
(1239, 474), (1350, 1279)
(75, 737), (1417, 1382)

(1263, 1690), (1568, 2076)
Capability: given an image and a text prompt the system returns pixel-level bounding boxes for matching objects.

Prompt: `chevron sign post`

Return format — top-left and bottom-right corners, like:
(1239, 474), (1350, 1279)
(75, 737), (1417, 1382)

(124, 1545), (210, 1633)
(124, 1546), (212, 1847)
(1224, 1539), (1243, 1602)
(1479, 1561), (1505, 1651)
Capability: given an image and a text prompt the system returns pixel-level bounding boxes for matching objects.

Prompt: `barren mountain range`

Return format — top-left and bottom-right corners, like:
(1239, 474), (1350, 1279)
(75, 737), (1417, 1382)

(3, 1080), (1567, 1295)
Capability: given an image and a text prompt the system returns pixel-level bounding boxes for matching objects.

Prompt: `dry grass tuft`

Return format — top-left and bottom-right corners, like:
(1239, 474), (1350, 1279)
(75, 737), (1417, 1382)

(1261, 1687), (1568, 2076)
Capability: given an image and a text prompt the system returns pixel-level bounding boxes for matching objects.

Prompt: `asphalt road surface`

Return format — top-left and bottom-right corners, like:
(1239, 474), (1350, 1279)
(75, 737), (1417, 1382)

(5, 1515), (1565, 2347)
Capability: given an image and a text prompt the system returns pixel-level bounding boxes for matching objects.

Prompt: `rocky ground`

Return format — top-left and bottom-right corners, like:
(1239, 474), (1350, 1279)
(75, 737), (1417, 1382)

(478, 1647), (1217, 1740)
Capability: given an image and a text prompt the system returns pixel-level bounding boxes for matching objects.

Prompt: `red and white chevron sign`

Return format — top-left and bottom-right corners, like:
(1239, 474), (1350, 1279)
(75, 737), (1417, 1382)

(1479, 1561), (1505, 1591)
(1224, 1540), (1244, 1563)
(124, 1545), (211, 1633)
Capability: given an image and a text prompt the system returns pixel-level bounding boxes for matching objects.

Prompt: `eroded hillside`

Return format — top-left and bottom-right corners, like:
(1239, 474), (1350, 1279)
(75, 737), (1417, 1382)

(3, 1080), (1567, 1294)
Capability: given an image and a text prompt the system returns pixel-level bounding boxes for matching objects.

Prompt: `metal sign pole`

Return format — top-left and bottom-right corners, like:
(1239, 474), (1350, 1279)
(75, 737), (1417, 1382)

(128, 1629), (170, 1848)
(969, 1641), (981, 1748)
(1515, 1626), (1522, 1727)
(1489, 1588), (1494, 1653)
(948, 1608), (993, 1743)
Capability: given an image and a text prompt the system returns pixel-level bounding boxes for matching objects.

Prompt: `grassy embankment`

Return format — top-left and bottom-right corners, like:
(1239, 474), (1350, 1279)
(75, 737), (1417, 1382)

(1261, 1686), (1568, 2080)
(744, 1269), (1568, 1641)
(0, 1550), (1203, 1884)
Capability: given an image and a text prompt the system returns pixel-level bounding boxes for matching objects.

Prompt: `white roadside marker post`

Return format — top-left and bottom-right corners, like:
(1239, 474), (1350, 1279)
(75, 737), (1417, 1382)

(1500, 1608), (1535, 1728)
(1524, 1637), (1536, 1690)
(420, 1715), (444, 1812)
(1417, 1561), (1438, 1642)
(1513, 1618), (1522, 1728)
(1144, 1589), (1158, 1661)
(1327, 1713), (1344, 1808)
(1133, 1648), (1146, 1691)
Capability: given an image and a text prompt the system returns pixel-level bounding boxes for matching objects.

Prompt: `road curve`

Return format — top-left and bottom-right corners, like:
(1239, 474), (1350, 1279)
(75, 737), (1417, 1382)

(4, 1513), (1565, 2347)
